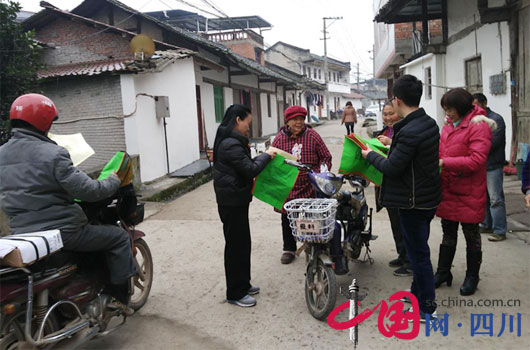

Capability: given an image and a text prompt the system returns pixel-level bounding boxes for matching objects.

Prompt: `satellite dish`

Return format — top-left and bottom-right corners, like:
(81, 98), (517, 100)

(129, 34), (155, 61)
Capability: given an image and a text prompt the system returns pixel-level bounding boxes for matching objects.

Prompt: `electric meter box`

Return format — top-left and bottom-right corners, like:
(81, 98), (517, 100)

(155, 96), (170, 118)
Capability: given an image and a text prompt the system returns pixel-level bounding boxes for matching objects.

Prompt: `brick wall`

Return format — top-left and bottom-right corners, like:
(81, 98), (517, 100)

(36, 16), (130, 66)
(224, 41), (264, 65)
(394, 19), (443, 40)
(41, 75), (127, 172)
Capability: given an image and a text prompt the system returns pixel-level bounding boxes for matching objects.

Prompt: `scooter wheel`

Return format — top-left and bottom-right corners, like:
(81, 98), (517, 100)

(304, 259), (337, 320)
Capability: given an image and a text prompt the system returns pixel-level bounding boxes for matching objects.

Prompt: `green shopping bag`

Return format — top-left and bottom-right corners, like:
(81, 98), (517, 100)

(338, 136), (386, 185)
(98, 151), (132, 186)
(253, 154), (299, 210)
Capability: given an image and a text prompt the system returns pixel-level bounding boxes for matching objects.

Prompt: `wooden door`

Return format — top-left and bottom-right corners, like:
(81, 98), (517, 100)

(196, 85), (205, 150)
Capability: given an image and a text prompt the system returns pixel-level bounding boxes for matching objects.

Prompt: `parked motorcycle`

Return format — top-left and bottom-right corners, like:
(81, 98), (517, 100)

(283, 160), (375, 320)
(0, 185), (153, 350)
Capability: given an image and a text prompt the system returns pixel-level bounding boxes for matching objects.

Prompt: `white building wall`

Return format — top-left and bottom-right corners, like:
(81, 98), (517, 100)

(224, 87), (234, 108)
(401, 21), (512, 158)
(199, 82), (216, 149)
(260, 93), (278, 136)
(195, 66), (232, 151)
(341, 97), (363, 110)
(445, 22), (512, 158)
(121, 57), (200, 182)
(401, 53), (446, 128)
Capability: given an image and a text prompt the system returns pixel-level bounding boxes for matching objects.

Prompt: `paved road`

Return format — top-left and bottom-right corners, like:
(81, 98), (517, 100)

(83, 120), (530, 350)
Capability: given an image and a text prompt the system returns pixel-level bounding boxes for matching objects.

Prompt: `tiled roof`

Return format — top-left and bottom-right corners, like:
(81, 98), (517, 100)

(38, 50), (194, 78)
(71, 0), (298, 86)
(24, 2), (186, 52)
(38, 59), (128, 78)
(342, 91), (366, 99)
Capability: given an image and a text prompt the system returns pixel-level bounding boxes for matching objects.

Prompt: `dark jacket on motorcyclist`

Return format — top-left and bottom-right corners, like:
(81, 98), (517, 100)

(0, 94), (136, 293)
(0, 128), (120, 234)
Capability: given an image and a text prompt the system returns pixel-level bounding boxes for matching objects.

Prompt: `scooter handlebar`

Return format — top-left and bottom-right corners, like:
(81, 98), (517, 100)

(283, 159), (312, 171)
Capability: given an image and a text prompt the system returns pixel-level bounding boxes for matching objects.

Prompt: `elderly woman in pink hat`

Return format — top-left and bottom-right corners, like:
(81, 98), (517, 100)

(271, 106), (333, 265)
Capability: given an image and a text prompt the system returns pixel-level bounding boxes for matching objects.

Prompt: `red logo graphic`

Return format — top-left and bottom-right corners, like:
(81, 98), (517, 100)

(327, 291), (421, 340)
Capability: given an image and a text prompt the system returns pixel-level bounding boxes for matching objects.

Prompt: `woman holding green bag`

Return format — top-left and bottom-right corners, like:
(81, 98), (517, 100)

(213, 104), (276, 308)
(271, 106), (332, 266)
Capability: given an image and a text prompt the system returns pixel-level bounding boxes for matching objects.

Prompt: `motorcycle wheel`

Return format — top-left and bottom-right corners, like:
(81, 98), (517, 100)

(0, 311), (58, 350)
(130, 238), (153, 311)
(305, 259), (337, 320)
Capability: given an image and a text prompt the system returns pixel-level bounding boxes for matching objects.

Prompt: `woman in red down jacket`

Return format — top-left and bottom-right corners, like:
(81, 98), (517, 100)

(434, 88), (495, 297)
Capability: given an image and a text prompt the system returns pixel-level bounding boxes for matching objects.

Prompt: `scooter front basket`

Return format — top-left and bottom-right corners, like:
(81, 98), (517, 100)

(284, 198), (338, 243)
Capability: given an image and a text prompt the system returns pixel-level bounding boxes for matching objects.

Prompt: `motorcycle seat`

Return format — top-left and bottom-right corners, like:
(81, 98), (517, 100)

(0, 251), (77, 283)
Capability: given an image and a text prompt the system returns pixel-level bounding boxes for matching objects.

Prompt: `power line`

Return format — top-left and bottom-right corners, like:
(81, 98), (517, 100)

(171, 0), (309, 71)
(170, 0), (223, 18)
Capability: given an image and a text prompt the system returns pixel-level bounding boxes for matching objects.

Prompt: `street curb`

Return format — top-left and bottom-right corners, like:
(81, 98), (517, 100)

(142, 167), (213, 202)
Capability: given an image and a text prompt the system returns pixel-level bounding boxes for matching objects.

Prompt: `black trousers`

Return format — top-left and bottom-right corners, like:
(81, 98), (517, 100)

(218, 204), (252, 300)
(62, 225), (137, 285)
(441, 219), (482, 252)
(345, 122), (355, 134)
(281, 213), (297, 252)
(387, 207), (409, 263)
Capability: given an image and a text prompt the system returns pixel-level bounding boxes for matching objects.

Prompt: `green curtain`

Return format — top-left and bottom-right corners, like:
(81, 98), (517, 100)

(253, 154), (299, 210)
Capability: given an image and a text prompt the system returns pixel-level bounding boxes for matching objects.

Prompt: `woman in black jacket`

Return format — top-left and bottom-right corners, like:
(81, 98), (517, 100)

(213, 104), (275, 307)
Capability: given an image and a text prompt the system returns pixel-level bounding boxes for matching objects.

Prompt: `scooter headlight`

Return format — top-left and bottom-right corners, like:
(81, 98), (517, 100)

(312, 172), (343, 196)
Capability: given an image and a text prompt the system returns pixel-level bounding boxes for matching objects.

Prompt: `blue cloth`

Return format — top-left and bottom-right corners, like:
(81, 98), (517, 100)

(399, 208), (437, 314)
(482, 168), (507, 235)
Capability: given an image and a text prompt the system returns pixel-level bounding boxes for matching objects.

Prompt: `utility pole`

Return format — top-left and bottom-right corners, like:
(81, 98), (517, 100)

(370, 44), (376, 90)
(322, 16), (342, 119)
(356, 63), (360, 90)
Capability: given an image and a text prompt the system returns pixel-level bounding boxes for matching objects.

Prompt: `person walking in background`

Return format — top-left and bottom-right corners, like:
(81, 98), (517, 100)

(213, 104), (276, 307)
(434, 88), (494, 296)
(472, 93), (508, 242)
(271, 106), (334, 267)
(374, 101), (411, 277)
(522, 153), (530, 208)
(361, 75), (441, 321)
(341, 101), (357, 134)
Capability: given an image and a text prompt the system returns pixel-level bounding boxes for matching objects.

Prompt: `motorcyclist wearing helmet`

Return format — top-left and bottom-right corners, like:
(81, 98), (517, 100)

(0, 93), (136, 313)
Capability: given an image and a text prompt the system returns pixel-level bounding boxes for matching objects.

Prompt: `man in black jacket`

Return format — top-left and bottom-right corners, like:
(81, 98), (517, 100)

(472, 93), (507, 242)
(362, 75), (441, 320)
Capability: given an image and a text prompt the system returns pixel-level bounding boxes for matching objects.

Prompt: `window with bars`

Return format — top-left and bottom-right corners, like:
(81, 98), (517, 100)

(214, 85), (225, 123)
(465, 57), (483, 93)
(425, 67), (432, 100)
(267, 94), (272, 118)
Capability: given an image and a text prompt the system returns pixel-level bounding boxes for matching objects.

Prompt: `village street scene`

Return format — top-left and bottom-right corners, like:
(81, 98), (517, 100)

(0, 0), (529, 349)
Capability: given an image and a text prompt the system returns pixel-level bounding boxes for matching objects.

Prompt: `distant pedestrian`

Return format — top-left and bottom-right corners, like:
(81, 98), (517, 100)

(341, 102), (357, 134)
(472, 93), (508, 242)
(374, 101), (411, 277)
(362, 74), (442, 321)
(522, 153), (530, 208)
(435, 88), (494, 297)
(271, 106), (334, 268)
(213, 104), (276, 308)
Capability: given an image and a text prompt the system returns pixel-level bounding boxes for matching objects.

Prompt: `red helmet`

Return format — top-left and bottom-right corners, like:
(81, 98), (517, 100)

(9, 93), (58, 132)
